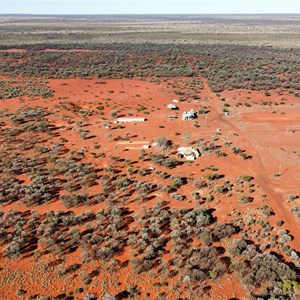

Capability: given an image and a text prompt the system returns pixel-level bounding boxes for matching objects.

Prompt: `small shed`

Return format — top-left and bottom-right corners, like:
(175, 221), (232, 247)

(177, 147), (201, 161)
(114, 117), (146, 123)
(167, 104), (178, 110)
(182, 109), (197, 121)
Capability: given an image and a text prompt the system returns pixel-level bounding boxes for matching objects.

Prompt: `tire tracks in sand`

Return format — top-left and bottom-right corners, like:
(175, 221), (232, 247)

(199, 76), (300, 251)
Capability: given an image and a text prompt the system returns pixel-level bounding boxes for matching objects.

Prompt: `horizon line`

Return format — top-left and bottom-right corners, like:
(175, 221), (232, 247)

(1, 13), (300, 16)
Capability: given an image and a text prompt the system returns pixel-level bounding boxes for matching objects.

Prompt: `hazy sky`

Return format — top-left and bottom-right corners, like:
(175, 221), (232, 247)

(1, 0), (300, 15)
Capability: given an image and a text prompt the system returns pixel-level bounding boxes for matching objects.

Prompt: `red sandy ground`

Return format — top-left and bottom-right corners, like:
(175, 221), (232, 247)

(217, 87), (300, 246)
(0, 75), (300, 299)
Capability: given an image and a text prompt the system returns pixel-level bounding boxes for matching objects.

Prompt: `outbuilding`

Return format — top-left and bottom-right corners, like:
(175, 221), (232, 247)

(177, 146), (201, 161)
(167, 104), (178, 110)
(114, 117), (146, 123)
(182, 109), (197, 121)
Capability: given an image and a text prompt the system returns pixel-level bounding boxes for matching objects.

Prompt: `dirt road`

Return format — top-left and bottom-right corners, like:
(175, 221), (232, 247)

(200, 76), (300, 251)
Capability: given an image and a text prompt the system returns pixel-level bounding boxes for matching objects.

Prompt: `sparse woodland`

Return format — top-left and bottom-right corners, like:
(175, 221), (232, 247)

(0, 18), (300, 299)
(0, 43), (299, 98)
(0, 100), (300, 299)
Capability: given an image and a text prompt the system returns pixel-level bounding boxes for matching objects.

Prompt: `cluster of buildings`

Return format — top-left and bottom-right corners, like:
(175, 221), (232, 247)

(114, 102), (197, 124)
(167, 103), (197, 121)
(113, 101), (201, 161)
(167, 104), (200, 160)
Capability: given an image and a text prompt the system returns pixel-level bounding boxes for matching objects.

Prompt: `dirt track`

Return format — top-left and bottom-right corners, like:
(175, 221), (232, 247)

(200, 76), (300, 251)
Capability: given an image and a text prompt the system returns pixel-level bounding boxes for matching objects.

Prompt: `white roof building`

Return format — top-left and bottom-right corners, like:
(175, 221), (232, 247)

(114, 117), (146, 123)
(182, 109), (197, 121)
(167, 104), (178, 110)
(178, 147), (201, 161)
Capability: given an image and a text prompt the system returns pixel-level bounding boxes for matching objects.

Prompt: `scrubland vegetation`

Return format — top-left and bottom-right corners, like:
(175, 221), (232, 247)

(0, 43), (300, 98)
(1, 14), (300, 300)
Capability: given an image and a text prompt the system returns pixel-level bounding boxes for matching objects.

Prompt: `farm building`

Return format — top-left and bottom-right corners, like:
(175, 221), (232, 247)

(114, 117), (146, 123)
(167, 104), (178, 110)
(178, 146), (201, 161)
(182, 109), (197, 120)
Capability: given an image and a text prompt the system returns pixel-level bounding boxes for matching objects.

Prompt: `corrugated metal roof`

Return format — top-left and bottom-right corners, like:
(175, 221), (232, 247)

(167, 104), (177, 109)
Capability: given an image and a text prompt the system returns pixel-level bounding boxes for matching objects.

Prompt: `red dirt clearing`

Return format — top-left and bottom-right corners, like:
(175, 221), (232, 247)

(1, 76), (300, 299)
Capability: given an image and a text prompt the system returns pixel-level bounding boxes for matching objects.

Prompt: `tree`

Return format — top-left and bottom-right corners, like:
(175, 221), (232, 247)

(156, 137), (172, 149)
(110, 110), (118, 118)
(83, 293), (97, 300)
(80, 132), (88, 139)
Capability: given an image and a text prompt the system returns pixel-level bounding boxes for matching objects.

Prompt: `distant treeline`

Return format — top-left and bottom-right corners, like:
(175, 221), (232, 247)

(0, 43), (299, 94)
